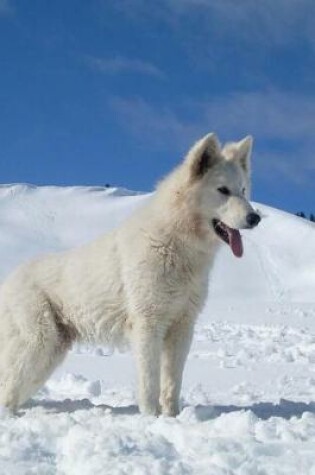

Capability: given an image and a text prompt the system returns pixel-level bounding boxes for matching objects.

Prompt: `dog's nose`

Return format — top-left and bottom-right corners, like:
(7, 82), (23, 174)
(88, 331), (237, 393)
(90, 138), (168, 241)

(246, 212), (261, 228)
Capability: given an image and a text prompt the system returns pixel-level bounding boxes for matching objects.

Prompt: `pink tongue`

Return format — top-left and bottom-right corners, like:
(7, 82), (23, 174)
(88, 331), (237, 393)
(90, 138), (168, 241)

(229, 228), (243, 258)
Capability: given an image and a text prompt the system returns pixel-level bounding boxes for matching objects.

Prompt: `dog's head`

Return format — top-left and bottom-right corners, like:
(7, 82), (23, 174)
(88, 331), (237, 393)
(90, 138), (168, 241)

(185, 132), (260, 257)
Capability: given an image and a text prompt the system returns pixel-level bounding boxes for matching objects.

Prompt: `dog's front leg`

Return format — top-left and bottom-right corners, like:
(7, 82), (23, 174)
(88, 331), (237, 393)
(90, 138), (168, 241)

(160, 319), (194, 417)
(132, 322), (163, 416)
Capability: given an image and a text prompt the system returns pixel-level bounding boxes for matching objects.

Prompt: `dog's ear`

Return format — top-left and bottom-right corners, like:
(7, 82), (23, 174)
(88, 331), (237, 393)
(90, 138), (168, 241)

(237, 136), (253, 174)
(188, 133), (221, 180)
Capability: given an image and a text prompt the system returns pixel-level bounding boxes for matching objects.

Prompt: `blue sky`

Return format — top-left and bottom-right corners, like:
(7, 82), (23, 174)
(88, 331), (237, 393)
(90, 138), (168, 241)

(0, 0), (314, 213)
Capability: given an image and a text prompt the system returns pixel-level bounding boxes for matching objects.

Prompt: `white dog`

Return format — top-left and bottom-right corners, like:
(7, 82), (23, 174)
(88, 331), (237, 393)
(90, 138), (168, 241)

(0, 132), (260, 416)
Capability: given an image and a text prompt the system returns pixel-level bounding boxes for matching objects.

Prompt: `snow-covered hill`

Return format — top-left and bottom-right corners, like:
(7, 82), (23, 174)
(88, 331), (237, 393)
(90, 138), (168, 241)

(0, 184), (313, 300)
(0, 184), (315, 475)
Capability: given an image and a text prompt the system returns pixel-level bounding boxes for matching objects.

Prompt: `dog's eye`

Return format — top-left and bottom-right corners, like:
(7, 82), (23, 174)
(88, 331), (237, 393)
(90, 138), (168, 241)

(217, 186), (231, 196)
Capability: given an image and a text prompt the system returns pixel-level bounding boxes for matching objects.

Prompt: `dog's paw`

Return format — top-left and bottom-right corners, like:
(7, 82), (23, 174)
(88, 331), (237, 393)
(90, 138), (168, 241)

(160, 402), (180, 418)
(139, 401), (161, 417)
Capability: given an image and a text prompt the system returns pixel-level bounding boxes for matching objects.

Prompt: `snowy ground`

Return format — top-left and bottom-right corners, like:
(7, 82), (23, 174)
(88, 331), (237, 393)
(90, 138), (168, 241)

(0, 185), (314, 474)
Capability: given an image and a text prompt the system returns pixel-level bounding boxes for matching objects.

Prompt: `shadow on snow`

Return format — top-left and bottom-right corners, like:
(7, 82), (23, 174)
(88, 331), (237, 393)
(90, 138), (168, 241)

(19, 398), (315, 420)
(194, 399), (315, 421)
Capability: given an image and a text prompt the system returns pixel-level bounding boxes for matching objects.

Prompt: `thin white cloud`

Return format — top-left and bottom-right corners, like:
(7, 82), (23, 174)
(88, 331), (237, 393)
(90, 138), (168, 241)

(204, 0), (315, 47)
(202, 91), (315, 184)
(258, 149), (315, 186)
(201, 91), (315, 141)
(110, 92), (315, 185)
(113, 0), (315, 49)
(87, 56), (165, 80)
(0, 0), (13, 15)
(111, 91), (315, 144)
(110, 97), (200, 149)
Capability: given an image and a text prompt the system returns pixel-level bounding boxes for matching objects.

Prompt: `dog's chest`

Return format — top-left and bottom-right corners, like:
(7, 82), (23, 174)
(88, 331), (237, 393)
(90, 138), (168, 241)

(158, 253), (210, 317)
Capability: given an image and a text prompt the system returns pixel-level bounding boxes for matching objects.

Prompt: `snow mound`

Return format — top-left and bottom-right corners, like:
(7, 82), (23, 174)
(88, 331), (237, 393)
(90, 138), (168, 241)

(1, 402), (315, 474)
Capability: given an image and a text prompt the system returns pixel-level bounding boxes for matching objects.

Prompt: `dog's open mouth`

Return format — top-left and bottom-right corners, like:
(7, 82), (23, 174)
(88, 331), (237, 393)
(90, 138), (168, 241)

(212, 219), (243, 258)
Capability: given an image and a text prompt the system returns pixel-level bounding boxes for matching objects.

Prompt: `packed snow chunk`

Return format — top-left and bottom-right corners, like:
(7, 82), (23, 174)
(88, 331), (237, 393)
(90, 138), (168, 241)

(57, 411), (188, 475)
(44, 373), (101, 400)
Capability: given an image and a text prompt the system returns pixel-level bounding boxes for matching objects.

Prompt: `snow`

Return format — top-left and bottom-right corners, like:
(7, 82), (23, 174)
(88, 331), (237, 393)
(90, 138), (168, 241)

(0, 184), (314, 474)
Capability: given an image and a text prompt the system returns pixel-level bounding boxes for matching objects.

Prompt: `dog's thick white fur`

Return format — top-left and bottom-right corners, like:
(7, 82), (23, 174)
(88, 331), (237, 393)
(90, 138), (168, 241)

(0, 133), (259, 416)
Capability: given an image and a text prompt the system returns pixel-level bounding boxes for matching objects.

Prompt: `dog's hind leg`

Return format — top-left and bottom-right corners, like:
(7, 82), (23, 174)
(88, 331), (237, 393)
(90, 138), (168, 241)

(160, 318), (194, 417)
(0, 305), (72, 410)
